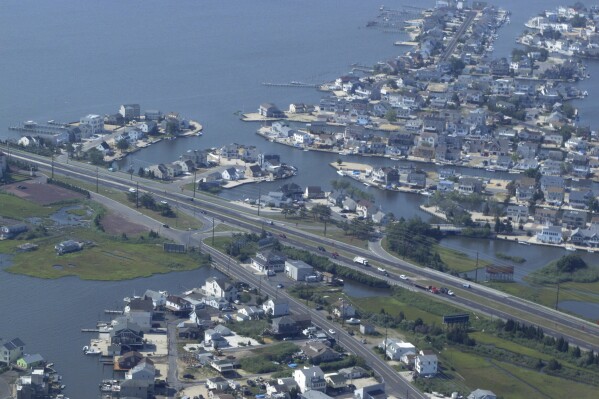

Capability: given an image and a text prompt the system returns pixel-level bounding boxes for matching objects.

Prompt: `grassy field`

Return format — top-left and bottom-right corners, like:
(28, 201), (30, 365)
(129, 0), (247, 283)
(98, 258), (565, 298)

(436, 245), (491, 273)
(485, 280), (599, 309)
(49, 176), (203, 230)
(0, 192), (58, 220)
(213, 223), (245, 233)
(439, 348), (598, 399)
(3, 226), (209, 280)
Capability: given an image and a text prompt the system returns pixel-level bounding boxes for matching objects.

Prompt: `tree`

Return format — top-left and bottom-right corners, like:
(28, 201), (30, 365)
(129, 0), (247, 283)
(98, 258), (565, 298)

(166, 120), (179, 135)
(138, 167), (145, 177)
(556, 254), (587, 273)
(140, 193), (156, 209)
(116, 138), (130, 151)
(87, 148), (105, 165)
(385, 109), (397, 123)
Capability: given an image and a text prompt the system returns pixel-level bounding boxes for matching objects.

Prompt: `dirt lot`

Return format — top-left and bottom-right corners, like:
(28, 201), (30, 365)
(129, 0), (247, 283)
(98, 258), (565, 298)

(101, 211), (148, 235)
(2, 180), (84, 205)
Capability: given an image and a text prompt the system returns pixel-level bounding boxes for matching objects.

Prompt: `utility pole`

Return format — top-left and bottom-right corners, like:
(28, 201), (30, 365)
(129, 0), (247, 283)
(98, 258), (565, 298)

(474, 251), (479, 283)
(212, 217), (215, 246)
(95, 166), (99, 193)
(193, 169), (197, 198)
(135, 181), (139, 208)
(257, 187), (261, 216)
(555, 281), (561, 310)
(51, 154), (54, 179)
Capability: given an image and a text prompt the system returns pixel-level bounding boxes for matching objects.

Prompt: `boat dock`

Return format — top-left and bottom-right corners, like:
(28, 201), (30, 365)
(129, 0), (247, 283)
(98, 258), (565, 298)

(104, 309), (123, 315)
(81, 328), (100, 333)
(262, 81), (320, 88)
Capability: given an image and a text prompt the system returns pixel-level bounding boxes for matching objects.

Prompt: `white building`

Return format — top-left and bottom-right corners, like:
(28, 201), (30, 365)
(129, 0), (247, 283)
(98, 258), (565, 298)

(536, 226), (563, 244)
(79, 114), (104, 137)
(263, 298), (289, 317)
(293, 366), (326, 393)
(378, 338), (416, 360)
(202, 277), (237, 302)
(415, 354), (438, 376)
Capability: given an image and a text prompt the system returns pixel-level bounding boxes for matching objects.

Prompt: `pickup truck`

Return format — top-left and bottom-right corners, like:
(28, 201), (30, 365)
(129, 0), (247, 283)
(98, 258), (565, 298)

(353, 256), (369, 266)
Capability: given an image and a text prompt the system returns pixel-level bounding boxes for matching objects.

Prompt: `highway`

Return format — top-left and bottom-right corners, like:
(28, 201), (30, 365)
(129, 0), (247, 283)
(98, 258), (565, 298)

(6, 151), (599, 365)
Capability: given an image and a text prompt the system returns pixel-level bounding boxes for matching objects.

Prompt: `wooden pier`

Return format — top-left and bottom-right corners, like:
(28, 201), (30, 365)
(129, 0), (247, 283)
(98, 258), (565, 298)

(262, 81), (319, 88)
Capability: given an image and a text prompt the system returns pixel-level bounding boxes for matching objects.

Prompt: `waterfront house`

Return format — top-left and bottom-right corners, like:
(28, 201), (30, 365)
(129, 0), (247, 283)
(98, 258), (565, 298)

(104, 113), (124, 125)
(144, 109), (162, 121)
(263, 298), (289, 317)
(342, 197), (357, 212)
(0, 338), (24, 365)
(301, 342), (340, 363)
(165, 162), (183, 178)
(356, 200), (377, 219)
(143, 290), (167, 308)
(536, 226), (563, 244)
(259, 103), (285, 118)
(79, 114), (104, 137)
(221, 167), (239, 181)
(147, 164), (169, 180)
(457, 177), (483, 195)
(96, 141), (111, 154)
(570, 226), (599, 247)
(54, 240), (82, 255)
(327, 190), (346, 207)
(165, 295), (193, 314)
(202, 277), (237, 302)
(124, 298), (153, 331)
(516, 142), (539, 159)
(119, 104), (141, 121)
(189, 308), (212, 327)
(372, 167), (399, 186)
(415, 353), (438, 376)
(109, 320), (144, 354)
(407, 170), (427, 188)
(203, 296), (229, 310)
(16, 354), (44, 370)
(304, 186), (325, 199)
(412, 145), (435, 160)
(535, 208), (558, 225)
(285, 260), (314, 281)
(0, 224), (28, 240)
(173, 159), (195, 173)
(289, 103), (314, 114)
(251, 249), (286, 273)
(294, 366), (326, 393)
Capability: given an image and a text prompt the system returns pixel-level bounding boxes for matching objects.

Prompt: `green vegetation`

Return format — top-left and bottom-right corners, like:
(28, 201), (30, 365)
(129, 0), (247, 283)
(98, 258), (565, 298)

(0, 192), (58, 220)
(386, 217), (446, 271)
(495, 252), (526, 263)
(229, 320), (269, 340)
(529, 254), (598, 284)
(238, 342), (298, 373)
(3, 226), (210, 280)
(436, 246), (490, 273)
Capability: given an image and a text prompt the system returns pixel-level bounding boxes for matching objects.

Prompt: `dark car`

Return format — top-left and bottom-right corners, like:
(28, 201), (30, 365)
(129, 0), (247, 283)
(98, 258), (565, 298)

(317, 246), (326, 252)
(162, 224), (170, 228)
(331, 252), (339, 258)
(279, 233), (287, 238)
(183, 373), (195, 379)
(189, 197), (194, 201)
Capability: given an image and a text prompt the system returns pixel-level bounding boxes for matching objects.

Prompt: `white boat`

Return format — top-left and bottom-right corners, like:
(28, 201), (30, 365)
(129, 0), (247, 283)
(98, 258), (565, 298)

(82, 345), (89, 353)
(518, 241), (531, 246)
(565, 245), (577, 252)
(587, 249), (594, 253)
(363, 183), (371, 187)
(337, 170), (345, 176)
(85, 348), (101, 355)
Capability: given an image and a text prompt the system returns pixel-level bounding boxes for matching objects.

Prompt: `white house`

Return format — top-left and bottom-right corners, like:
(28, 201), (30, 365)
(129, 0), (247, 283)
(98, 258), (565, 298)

(0, 338), (25, 365)
(237, 305), (264, 320)
(415, 353), (438, 376)
(143, 290), (167, 308)
(332, 300), (356, 318)
(263, 298), (289, 317)
(293, 131), (313, 145)
(125, 358), (155, 381)
(378, 338), (416, 360)
(17, 136), (39, 147)
(293, 366), (326, 393)
(536, 226), (563, 244)
(79, 114), (104, 137)
(202, 277), (238, 302)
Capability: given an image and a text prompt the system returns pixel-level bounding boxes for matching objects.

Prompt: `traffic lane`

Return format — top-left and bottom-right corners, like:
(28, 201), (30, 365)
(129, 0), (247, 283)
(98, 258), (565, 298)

(26, 157), (599, 347)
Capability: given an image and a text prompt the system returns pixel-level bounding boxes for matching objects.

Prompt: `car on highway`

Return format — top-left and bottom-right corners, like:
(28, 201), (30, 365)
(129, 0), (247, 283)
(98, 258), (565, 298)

(162, 224), (170, 229)
(276, 284), (284, 288)
(463, 283), (471, 288)
(328, 329), (335, 335)
(331, 252), (339, 258)
(377, 267), (386, 272)
(399, 275), (408, 280)
(447, 290), (455, 296)
(189, 197), (194, 201)
(160, 200), (168, 205)
(279, 233), (287, 239)
(128, 187), (137, 193)
(317, 246), (326, 252)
